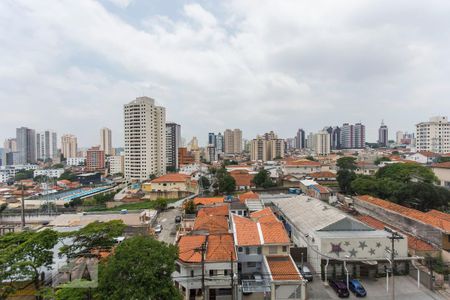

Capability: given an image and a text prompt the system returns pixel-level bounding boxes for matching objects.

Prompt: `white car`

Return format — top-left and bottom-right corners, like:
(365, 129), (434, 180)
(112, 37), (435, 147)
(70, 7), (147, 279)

(154, 224), (163, 234)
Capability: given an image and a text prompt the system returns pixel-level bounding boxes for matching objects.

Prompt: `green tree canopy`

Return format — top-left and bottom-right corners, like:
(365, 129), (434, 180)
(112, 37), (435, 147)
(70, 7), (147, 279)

(337, 169), (357, 194)
(58, 171), (77, 182)
(252, 169), (276, 188)
(199, 176), (211, 189)
(336, 157), (357, 170)
(215, 167), (236, 194)
(97, 236), (181, 300)
(374, 156), (391, 165)
(14, 169), (34, 181)
(375, 163), (437, 184)
(59, 220), (125, 259)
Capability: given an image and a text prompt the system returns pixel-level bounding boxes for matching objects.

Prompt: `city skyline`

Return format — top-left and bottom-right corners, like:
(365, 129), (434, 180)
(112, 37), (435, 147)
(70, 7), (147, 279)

(1, 1), (450, 145)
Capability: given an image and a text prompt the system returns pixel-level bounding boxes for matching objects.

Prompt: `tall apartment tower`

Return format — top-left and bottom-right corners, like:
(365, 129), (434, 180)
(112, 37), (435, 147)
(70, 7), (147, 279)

(124, 97), (166, 181)
(250, 132), (284, 161)
(331, 127), (341, 150)
(16, 127), (36, 164)
(216, 133), (224, 153)
(296, 129), (306, 149)
(250, 137), (268, 161)
(341, 123), (365, 149)
(2, 138), (17, 166)
(100, 127), (113, 156)
(224, 129), (242, 154)
(86, 146), (105, 171)
(166, 123), (181, 169)
(378, 121), (389, 147)
(314, 131), (331, 155)
(354, 123), (366, 148)
(416, 116), (450, 153)
(36, 130), (57, 161)
(61, 134), (78, 159)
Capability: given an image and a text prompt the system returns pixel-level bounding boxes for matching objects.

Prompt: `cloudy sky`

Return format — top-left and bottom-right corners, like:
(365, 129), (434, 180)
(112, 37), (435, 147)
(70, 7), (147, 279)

(1, 0), (449, 147)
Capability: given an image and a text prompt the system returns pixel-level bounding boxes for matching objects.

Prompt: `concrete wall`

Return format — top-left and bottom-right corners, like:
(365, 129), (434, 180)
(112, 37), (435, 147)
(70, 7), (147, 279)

(353, 197), (444, 248)
(144, 190), (192, 200)
(432, 167), (450, 187)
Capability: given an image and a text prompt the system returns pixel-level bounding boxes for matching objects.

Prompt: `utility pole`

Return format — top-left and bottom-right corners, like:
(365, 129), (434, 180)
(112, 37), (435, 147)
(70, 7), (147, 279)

(21, 184), (25, 229)
(230, 251), (234, 300)
(384, 227), (404, 300)
(427, 256), (434, 291)
(200, 242), (206, 300)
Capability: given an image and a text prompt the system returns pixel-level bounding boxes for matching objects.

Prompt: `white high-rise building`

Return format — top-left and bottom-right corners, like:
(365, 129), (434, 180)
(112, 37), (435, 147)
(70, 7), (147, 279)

(416, 116), (450, 153)
(61, 134), (78, 159)
(124, 96), (166, 181)
(36, 130), (57, 161)
(100, 127), (113, 156)
(109, 155), (125, 175)
(314, 131), (331, 155)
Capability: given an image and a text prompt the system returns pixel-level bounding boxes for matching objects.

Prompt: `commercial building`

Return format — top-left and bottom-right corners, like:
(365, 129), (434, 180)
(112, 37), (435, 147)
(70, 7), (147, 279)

(124, 97), (166, 181)
(100, 127), (112, 156)
(378, 121), (389, 147)
(61, 134), (78, 159)
(224, 129), (242, 154)
(36, 130), (57, 161)
(416, 116), (450, 153)
(16, 127), (36, 164)
(108, 155), (124, 175)
(166, 123), (181, 169)
(295, 129), (306, 149)
(313, 131), (331, 155)
(86, 146), (105, 171)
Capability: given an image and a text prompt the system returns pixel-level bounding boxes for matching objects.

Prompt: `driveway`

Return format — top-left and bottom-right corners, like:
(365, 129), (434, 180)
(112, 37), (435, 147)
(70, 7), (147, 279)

(154, 207), (181, 244)
(307, 275), (445, 300)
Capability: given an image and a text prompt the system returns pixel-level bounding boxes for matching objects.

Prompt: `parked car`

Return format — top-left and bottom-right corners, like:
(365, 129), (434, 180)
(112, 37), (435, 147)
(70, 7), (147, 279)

(154, 224), (163, 234)
(298, 265), (313, 282)
(329, 279), (349, 298)
(349, 279), (367, 297)
(175, 216), (182, 223)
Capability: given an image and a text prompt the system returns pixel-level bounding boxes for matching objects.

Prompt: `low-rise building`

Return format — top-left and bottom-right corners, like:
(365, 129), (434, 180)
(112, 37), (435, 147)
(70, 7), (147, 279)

(229, 170), (255, 190)
(108, 155), (124, 175)
(431, 162), (450, 188)
(34, 168), (65, 178)
(283, 160), (321, 176)
(66, 157), (86, 166)
(405, 151), (440, 164)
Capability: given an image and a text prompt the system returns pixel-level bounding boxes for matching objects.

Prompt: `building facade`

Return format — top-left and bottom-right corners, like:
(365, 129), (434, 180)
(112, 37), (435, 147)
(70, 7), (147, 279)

(341, 123), (365, 149)
(416, 116), (450, 153)
(16, 127), (36, 164)
(100, 127), (113, 156)
(224, 129), (242, 154)
(295, 129), (306, 149)
(166, 123), (181, 170)
(378, 121), (388, 147)
(36, 130), (57, 161)
(61, 134), (78, 159)
(314, 131), (331, 155)
(124, 97), (166, 181)
(109, 155), (124, 175)
(86, 146), (105, 171)
(2, 138), (17, 166)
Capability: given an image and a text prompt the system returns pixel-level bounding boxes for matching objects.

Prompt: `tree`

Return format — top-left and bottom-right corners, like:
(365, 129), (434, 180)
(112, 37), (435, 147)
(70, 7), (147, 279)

(222, 159), (238, 166)
(350, 176), (379, 195)
(337, 169), (356, 194)
(58, 171), (77, 182)
(184, 199), (196, 215)
(149, 174), (157, 180)
(215, 168), (236, 194)
(336, 157), (357, 170)
(375, 163), (437, 184)
(437, 156), (450, 163)
(305, 155), (317, 162)
(59, 220), (125, 259)
(33, 175), (50, 183)
(52, 163), (64, 169)
(0, 229), (58, 298)
(252, 169), (276, 188)
(154, 198), (168, 211)
(14, 169), (34, 181)
(97, 236), (181, 300)
(199, 176), (211, 189)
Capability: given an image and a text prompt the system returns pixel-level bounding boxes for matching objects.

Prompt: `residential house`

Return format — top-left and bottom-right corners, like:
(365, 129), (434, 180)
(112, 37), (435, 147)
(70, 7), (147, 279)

(283, 160), (321, 176)
(405, 151), (440, 164)
(229, 170), (255, 190)
(431, 162), (450, 188)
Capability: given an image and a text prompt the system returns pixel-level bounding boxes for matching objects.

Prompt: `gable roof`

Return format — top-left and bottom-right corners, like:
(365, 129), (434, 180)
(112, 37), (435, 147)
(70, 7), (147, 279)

(193, 197), (225, 206)
(357, 195), (450, 233)
(178, 235), (206, 263)
(426, 209), (450, 222)
(265, 256), (301, 281)
(308, 171), (336, 178)
(193, 215), (229, 234)
(229, 170), (255, 187)
(197, 204), (229, 217)
(232, 214), (261, 246)
(239, 191), (260, 203)
(206, 234), (236, 262)
(431, 162), (450, 169)
(150, 173), (190, 183)
(285, 160), (321, 167)
(417, 151), (440, 158)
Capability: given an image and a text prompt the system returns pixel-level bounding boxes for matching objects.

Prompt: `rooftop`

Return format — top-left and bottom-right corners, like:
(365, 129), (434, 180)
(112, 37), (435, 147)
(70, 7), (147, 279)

(193, 197), (225, 206)
(193, 215), (229, 234)
(150, 173), (190, 183)
(265, 256), (301, 281)
(431, 162), (450, 169)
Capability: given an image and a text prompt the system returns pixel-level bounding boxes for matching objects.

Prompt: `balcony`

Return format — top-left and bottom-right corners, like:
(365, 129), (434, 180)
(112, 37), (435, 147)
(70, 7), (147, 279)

(241, 279), (271, 293)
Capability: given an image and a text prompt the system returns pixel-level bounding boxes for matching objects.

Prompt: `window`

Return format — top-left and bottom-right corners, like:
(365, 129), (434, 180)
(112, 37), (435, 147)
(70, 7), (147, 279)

(224, 270), (228, 276)
(269, 246), (277, 254)
(282, 246), (287, 252)
(245, 247), (250, 254)
(247, 262), (256, 268)
(175, 264), (180, 272)
(190, 270), (194, 277)
(238, 247), (243, 252)
(257, 247), (262, 254)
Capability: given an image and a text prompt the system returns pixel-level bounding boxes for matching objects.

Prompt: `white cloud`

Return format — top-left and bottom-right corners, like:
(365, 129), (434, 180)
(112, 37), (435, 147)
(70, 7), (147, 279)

(0, 0), (450, 146)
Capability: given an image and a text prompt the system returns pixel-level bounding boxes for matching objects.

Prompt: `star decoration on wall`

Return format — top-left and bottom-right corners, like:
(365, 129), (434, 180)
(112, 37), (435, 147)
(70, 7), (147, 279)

(348, 248), (358, 257)
(329, 242), (344, 257)
(385, 246), (391, 253)
(376, 242), (382, 248)
(358, 241), (368, 250)
(369, 248), (376, 256)
(344, 241), (350, 246)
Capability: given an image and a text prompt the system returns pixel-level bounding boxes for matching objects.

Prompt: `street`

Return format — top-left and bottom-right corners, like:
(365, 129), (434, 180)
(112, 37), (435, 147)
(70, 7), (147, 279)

(154, 207), (182, 244)
(306, 275), (445, 300)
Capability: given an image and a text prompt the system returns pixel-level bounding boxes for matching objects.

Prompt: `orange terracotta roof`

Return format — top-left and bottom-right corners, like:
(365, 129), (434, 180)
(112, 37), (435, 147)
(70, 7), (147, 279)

(431, 162), (450, 169)
(232, 215), (261, 246)
(308, 171), (336, 178)
(178, 235), (206, 263)
(206, 234), (236, 262)
(260, 221), (290, 244)
(150, 173), (190, 183)
(285, 160), (321, 167)
(418, 151), (440, 158)
(426, 210), (450, 222)
(356, 215), (436, 252)
(357, 195), (450, 233)
(238, 191), (260, 203)
(250, 207), (273, 219)
(193, 215), (229, 234)
(265, 256), (301, 281)
(229, 170), (255, 187)
(197, 204), (229, 217)
(193, 197), (225, 206)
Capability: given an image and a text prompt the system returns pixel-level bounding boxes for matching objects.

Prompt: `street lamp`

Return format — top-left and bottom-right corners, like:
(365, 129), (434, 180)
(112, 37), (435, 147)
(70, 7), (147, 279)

(344, 255), (350, 290)
(384, 226), (404, 300)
